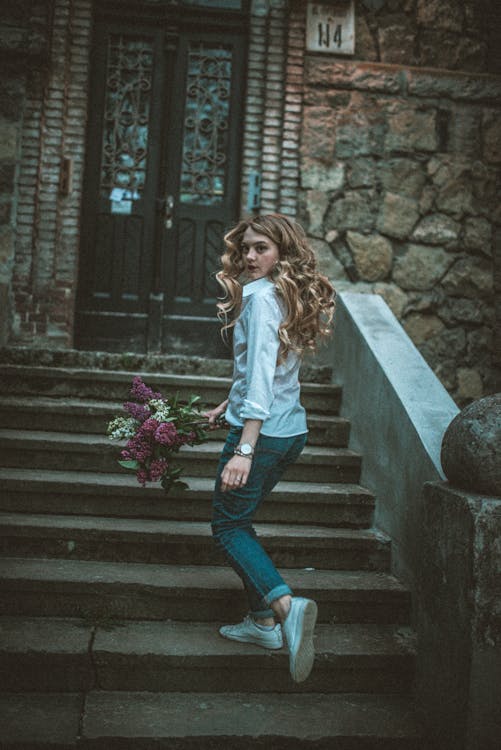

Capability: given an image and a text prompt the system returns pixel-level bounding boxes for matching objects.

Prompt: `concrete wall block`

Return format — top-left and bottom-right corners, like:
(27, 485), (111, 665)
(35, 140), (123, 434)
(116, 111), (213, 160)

(417, 482), (501, 750)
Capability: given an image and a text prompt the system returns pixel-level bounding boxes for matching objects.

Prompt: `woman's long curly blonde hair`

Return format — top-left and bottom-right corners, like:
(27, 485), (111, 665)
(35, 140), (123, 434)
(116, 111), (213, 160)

(216, 213), (335, 361)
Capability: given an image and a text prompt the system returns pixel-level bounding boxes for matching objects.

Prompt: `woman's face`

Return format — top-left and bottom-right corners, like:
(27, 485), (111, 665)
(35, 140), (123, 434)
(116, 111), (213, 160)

(241, 226), (280, 280)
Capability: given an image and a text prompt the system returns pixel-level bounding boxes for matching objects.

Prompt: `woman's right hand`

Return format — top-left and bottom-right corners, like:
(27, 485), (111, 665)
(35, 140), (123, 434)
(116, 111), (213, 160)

(203, 399), (229, 430)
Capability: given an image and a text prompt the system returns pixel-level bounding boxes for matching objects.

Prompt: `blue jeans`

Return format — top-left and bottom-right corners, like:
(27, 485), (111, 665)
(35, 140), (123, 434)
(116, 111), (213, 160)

(211, 427), (308, 619)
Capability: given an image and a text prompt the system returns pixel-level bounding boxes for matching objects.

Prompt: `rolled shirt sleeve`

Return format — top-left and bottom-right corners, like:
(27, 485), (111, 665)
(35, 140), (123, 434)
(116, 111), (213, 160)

(239, 292), (282, 422)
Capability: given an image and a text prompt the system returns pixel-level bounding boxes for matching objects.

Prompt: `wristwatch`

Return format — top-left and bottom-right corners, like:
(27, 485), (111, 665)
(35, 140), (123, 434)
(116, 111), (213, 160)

(234, 442), (254, 459)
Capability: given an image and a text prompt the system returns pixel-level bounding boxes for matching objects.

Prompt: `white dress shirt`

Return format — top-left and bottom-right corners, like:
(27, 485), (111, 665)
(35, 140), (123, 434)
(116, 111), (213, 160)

(224, 276), (308, 437)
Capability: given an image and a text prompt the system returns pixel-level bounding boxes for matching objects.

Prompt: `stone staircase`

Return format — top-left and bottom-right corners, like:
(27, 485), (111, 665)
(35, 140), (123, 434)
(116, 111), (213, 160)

(0, 361), (423, 748)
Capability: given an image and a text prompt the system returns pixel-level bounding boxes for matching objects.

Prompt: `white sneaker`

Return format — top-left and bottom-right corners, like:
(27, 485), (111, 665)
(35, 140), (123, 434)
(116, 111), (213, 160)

(219, 615), (283, 650)
(282, 597), (317, 682)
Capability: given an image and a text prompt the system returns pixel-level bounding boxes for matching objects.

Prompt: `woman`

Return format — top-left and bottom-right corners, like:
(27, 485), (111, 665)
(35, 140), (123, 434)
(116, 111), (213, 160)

(204, 213), (335, 683)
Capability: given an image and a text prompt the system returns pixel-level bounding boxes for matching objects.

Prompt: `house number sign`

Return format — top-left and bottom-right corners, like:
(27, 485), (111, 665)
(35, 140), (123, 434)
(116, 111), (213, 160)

(306, 1), (355, 56)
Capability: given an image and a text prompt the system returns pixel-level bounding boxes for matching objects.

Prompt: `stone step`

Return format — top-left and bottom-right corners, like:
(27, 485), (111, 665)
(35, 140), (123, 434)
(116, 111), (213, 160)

(0, 691), (424, 749)
(0, 347), (334, 383)
(0, 365), (342, 413)
(0, 512), (391, 571)
(0, 429), (363, 484)
(0, 557), (411, 624)
(0, 616), (416, 694)
(0, 468), (375, 527)
(0, 396), (350, 446)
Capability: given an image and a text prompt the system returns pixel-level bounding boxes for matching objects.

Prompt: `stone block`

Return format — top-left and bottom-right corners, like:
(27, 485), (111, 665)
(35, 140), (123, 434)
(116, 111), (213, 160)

(453, 36), (488, 74)
(419, 30), (461, 70)
(346, 231), (393, 282)
(326, 190), (377, 233)
(304, 190), (329, 236)
(463, 217), (492, 257)
(372, 282), (408, 319)
(385, 103), (438, 153)
(0, 228), (14, 277)
(455, 367), (484, 402)
(304, 89), (351, 108)
(447, 106), (482, 157)
(347, 157), (377, 189)
(418, 186), (436, 215)
(0, 163), (16, 192)
(0, 80), (25, 121)
(482, 109), (501, 164)
(335, 93), (386, 158)
(305, 60), (402, 94)
(435, 179), (476, 220)
(441, 256), (494, 298)
(422, 326), (468, 364)
(354, 11), (378, 62)
(309, 238), (347, 281)
(466, 326), (494, 367)
(418, 30), (487, 73)
(0, 122), (19, 160)
(417, 0), (463, 32)
(376, 193), (420, 240)
(300, 159), (345, 192)
(411, 214), (461, 246)
(0, 202), (11, 225)
(402, 313), (445, 345)
(379, 158), (427, 200)
(300, 106), (336, 163)
(378, 15), (417, 66)
(393, 244), (454, 291)
(406, 70), (501, 102)
(439, 297), (485, 326)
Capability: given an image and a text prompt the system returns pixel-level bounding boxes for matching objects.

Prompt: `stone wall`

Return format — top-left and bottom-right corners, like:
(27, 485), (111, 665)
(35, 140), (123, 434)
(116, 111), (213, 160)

(0, 0), (51, 346)
(298, 0), (501, 405)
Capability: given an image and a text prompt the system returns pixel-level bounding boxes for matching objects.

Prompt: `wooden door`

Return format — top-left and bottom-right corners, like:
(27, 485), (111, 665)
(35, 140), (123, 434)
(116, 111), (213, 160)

(75, 9), (245, 355)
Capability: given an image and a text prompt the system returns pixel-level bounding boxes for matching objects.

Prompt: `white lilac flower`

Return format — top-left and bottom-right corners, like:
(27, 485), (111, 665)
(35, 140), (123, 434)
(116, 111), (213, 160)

(107, 416), (138, 440)
(149, 398), (172, 422)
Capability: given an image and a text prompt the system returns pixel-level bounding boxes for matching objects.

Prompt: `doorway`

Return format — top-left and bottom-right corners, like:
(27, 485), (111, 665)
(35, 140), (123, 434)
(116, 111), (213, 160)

(75, 4), (246, 355)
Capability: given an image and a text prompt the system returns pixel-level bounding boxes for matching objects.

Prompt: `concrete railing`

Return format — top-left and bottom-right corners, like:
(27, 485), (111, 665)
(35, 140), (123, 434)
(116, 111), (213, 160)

(329, 292), (460, 591)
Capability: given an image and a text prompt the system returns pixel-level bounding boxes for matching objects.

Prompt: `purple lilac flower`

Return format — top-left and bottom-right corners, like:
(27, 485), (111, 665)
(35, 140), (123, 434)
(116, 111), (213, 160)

(154, 421), (178, 447)
(130, 376), (162, 403)
(123, 401), (150, 423)
(140, 418), (160, 435)
(123, 433), (153, 463)
(136, 468), (148, 486)
(149, 458), (168, 482)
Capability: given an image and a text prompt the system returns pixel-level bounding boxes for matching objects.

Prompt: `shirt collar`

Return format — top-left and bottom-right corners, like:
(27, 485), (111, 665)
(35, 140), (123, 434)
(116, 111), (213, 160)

(242, 276), (274, 298)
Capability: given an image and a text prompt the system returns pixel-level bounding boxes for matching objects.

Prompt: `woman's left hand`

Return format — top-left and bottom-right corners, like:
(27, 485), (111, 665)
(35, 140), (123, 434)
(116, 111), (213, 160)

(221, 454), (252, 492)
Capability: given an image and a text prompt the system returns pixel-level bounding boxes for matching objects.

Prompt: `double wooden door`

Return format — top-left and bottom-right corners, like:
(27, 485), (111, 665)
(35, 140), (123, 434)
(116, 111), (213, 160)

(76, 13), (245, 354)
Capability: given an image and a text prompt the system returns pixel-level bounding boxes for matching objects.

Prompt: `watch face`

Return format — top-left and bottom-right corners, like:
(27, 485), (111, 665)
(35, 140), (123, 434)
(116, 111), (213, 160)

(239, 443), (253, 455)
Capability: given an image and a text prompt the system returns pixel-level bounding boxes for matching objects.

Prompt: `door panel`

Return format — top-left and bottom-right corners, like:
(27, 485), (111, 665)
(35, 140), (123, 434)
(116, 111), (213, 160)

(160, 34), (244, 353)
(76, 17), (245, 356)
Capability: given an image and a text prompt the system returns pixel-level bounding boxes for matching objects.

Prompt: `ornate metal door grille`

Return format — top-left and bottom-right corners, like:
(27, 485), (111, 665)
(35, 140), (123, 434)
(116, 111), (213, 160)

(180, 43), (232, 205)
(100, 36), (154, 198)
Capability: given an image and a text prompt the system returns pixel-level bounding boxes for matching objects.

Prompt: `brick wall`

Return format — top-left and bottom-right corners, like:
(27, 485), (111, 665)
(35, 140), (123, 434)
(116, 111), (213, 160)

(242, 0), (302, 216)
(0, 0), (52, 346)
(12, 0), (92, 347)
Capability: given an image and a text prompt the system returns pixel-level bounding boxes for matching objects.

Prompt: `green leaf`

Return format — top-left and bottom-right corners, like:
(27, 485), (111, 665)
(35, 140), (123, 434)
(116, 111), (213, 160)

(118, 459), (140, 470)
(173, 480), (189, 491)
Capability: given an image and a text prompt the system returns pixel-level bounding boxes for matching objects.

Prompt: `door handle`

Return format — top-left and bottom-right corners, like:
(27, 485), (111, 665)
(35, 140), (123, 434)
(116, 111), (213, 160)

(164, 194), (174, 229)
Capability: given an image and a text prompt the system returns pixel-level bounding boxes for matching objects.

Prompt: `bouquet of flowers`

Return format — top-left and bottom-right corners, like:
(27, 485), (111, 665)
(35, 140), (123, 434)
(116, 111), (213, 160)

(107, 376), (215, 493)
